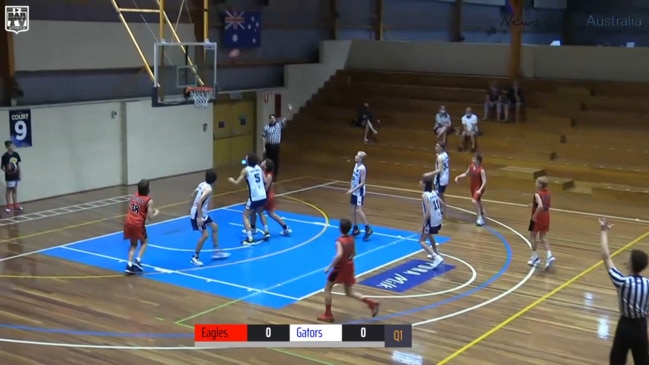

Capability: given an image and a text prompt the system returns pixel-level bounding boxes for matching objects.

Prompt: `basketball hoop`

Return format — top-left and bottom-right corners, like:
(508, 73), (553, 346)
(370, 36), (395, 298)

(186, 86), (214, 108)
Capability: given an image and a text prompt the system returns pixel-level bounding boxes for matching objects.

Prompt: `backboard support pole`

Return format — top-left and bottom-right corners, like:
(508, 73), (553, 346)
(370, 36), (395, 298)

(110, 0), (155, 82)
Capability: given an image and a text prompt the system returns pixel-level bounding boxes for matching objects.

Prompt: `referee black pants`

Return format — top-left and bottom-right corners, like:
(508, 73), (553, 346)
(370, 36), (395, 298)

(610, 317), (649, 365)
(264, 143), (281, 179)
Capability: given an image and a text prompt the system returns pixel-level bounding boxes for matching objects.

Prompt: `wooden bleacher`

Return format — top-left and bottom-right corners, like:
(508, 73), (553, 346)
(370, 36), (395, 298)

(283, 69), (649, 209)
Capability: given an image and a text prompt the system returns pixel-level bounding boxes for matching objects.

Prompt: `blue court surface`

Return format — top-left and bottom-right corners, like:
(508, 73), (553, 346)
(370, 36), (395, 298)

(44, 205), (451, 309)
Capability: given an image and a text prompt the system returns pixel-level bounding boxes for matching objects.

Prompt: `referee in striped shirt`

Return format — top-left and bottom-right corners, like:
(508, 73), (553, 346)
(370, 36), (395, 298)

(600, 217), (649, 365)
(262, 104), (293, 180)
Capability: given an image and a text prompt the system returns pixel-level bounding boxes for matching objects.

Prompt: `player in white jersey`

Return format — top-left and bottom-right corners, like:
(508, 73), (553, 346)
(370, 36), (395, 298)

(423, 142), (450, 216)
(420, 176), (445, 269)
(346, 151), (373, 241)
(189, 169), (227, 267)
(228, 153), (270, 245)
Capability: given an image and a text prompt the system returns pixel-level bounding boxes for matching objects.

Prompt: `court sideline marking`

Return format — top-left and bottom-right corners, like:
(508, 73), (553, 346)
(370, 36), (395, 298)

(319, 186), (536, 326)
(0, 195), (133, 227)
(323, 179), (649, 224)
(0, 177), (329, 264)
(437, 229), (649, 364)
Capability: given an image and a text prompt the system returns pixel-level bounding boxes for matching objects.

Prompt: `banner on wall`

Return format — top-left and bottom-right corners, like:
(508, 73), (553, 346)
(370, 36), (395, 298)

(9, 109), (32, 148)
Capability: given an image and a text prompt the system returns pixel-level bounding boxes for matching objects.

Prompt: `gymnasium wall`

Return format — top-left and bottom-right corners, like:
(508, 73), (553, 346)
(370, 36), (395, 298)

(13, 21), (197, 71)
(345, 40), (649, 81)
(0, 100), (213, 202)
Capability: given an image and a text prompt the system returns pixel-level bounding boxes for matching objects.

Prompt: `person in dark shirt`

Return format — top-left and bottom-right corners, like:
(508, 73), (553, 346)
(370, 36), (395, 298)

(353, 103), (379, 143)
(504, 80), (525, 123)
(1, 140), (23, 214)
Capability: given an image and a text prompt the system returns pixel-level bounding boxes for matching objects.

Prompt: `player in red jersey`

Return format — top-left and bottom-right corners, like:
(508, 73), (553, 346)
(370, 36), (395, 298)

(527, 176), (556, 269)
(454, 153), (487, 226)
(123, 179), (159, 274)
(317, 218), (379, 323)
(245, 159), (292, 237)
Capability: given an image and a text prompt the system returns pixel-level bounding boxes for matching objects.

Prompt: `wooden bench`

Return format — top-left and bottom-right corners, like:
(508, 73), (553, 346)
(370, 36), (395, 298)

(591, 183), (649, 205)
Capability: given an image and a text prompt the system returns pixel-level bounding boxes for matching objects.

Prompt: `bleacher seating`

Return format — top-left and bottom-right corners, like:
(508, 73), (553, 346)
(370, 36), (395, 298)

(283, 69), (649, 208)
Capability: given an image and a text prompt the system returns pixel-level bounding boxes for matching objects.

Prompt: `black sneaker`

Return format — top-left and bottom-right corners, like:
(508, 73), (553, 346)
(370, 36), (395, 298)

(125, 264), (142, 275)
(263, 231), (271, 240)
(363, 229), (374, 242)
(133, 259), (143, 270)
(352, 228), (361, 237)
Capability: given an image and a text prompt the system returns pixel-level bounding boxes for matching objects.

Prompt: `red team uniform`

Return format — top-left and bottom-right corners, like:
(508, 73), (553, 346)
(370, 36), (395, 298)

(124, 194), (150, 241)
(264, 171), (276, 211)
(328, 235), (356, 285)
(530, 189), (551, 233)
(469, 163), (485, 200)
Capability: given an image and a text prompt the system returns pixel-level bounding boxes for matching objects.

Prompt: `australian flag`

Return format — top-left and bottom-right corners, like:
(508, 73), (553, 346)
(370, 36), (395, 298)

(222, 10), (261, 49)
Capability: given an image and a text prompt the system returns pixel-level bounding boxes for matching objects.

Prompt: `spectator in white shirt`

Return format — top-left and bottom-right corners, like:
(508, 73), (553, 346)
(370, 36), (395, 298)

(460, 107), (478, 153)
(434, 105), (455, 145)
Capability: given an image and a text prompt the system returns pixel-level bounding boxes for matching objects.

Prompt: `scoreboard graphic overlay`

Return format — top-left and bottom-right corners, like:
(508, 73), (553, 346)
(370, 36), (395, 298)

(195, 324), (413, 348)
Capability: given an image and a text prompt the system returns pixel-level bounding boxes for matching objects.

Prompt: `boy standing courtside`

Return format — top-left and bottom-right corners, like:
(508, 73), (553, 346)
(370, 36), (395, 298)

(123, 179), (159, 274)
(1, 141), (22, 213)
(190, 169), (226, 267)
(318, 218), (379, 323)
(346, 151), (373, 241)
(527, 176), (556, 269)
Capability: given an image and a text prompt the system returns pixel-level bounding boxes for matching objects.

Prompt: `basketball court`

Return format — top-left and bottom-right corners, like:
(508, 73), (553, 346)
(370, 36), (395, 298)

(0, 172), (647, 364)
(3, 1), (648, 364)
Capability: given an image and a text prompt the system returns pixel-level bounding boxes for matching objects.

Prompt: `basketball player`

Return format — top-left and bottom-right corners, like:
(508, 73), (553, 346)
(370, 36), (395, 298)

(123, 179), (159, 274)
(190, 169), (226, 267)
(1, 141), (22, 213)
(423, 142), (450, 216)
(228, 153), (270, 245)
(245, 159), (292, 236)
(454, 153), (487, 226)
(420, 176), (445, 269)
(527, 176), (556, 269)
(347, 151), (373, 241)
(317, 218), (379, 323)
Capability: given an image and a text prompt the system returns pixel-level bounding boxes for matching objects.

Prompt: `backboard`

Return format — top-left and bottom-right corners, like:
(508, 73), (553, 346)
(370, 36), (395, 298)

(152, 41), (218, 107)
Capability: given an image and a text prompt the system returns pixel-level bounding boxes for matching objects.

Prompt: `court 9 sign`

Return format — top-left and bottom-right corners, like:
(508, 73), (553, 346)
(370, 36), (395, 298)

(9, 109), (32, 148)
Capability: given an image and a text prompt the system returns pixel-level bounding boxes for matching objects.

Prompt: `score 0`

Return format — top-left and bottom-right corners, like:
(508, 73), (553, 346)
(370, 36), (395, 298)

(248, 325), (290, 342)
(342, 325), (384, 342)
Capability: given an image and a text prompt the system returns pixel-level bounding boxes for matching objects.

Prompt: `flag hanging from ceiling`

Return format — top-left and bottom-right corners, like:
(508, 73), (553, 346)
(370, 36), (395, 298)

(222, 10), (262, 49)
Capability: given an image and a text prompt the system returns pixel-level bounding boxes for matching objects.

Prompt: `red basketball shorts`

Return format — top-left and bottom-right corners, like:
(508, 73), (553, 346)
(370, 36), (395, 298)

(124, 224), (147, 242)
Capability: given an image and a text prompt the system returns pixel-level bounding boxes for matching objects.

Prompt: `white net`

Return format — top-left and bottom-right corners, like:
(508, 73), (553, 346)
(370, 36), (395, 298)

(188, 87), (214, 108)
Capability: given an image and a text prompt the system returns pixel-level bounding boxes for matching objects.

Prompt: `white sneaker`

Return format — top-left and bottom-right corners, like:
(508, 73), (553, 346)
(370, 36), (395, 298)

(431, 255), (444, 269)
(545, 256), (556, 270)
(190, 256), (204, 267)
(280, 228), (292, 236)
(476, 217), (485, 226)
(528, 256), (540, 267)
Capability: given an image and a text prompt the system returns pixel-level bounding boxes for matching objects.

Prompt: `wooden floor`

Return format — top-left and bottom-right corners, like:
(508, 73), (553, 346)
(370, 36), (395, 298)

(0, 165), (647, 365)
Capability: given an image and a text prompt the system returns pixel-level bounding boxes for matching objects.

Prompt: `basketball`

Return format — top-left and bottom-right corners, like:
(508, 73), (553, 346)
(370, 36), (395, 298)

(5, 162), (16, 173)
(229, 49), (240, 58)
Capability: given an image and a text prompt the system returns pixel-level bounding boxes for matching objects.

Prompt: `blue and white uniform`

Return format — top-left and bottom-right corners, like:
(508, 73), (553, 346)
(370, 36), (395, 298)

(244, 165), (267, 210)
(190, 182), (213, 231)
(436, 151), (450, 194)
(350, 163), (366, 206)
(422, 190), (443, 234)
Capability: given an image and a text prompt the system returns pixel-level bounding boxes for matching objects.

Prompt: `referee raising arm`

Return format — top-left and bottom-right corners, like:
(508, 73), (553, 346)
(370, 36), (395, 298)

(600, 217), (649, 365)
(262, 104), (293, 181)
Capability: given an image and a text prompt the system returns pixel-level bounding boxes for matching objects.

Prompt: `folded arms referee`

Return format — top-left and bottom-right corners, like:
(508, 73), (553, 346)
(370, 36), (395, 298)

(262, 104), (293, 181)
(600, 217), (649, 365)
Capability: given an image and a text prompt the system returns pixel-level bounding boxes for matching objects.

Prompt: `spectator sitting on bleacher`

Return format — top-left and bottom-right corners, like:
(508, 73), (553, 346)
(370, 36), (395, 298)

(351, 103), (379, 143)
(504, 80), (525, 123)
(434, 105), (456, 145)
(483, 82), (503, 122)
(459, 107), (478, 153)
